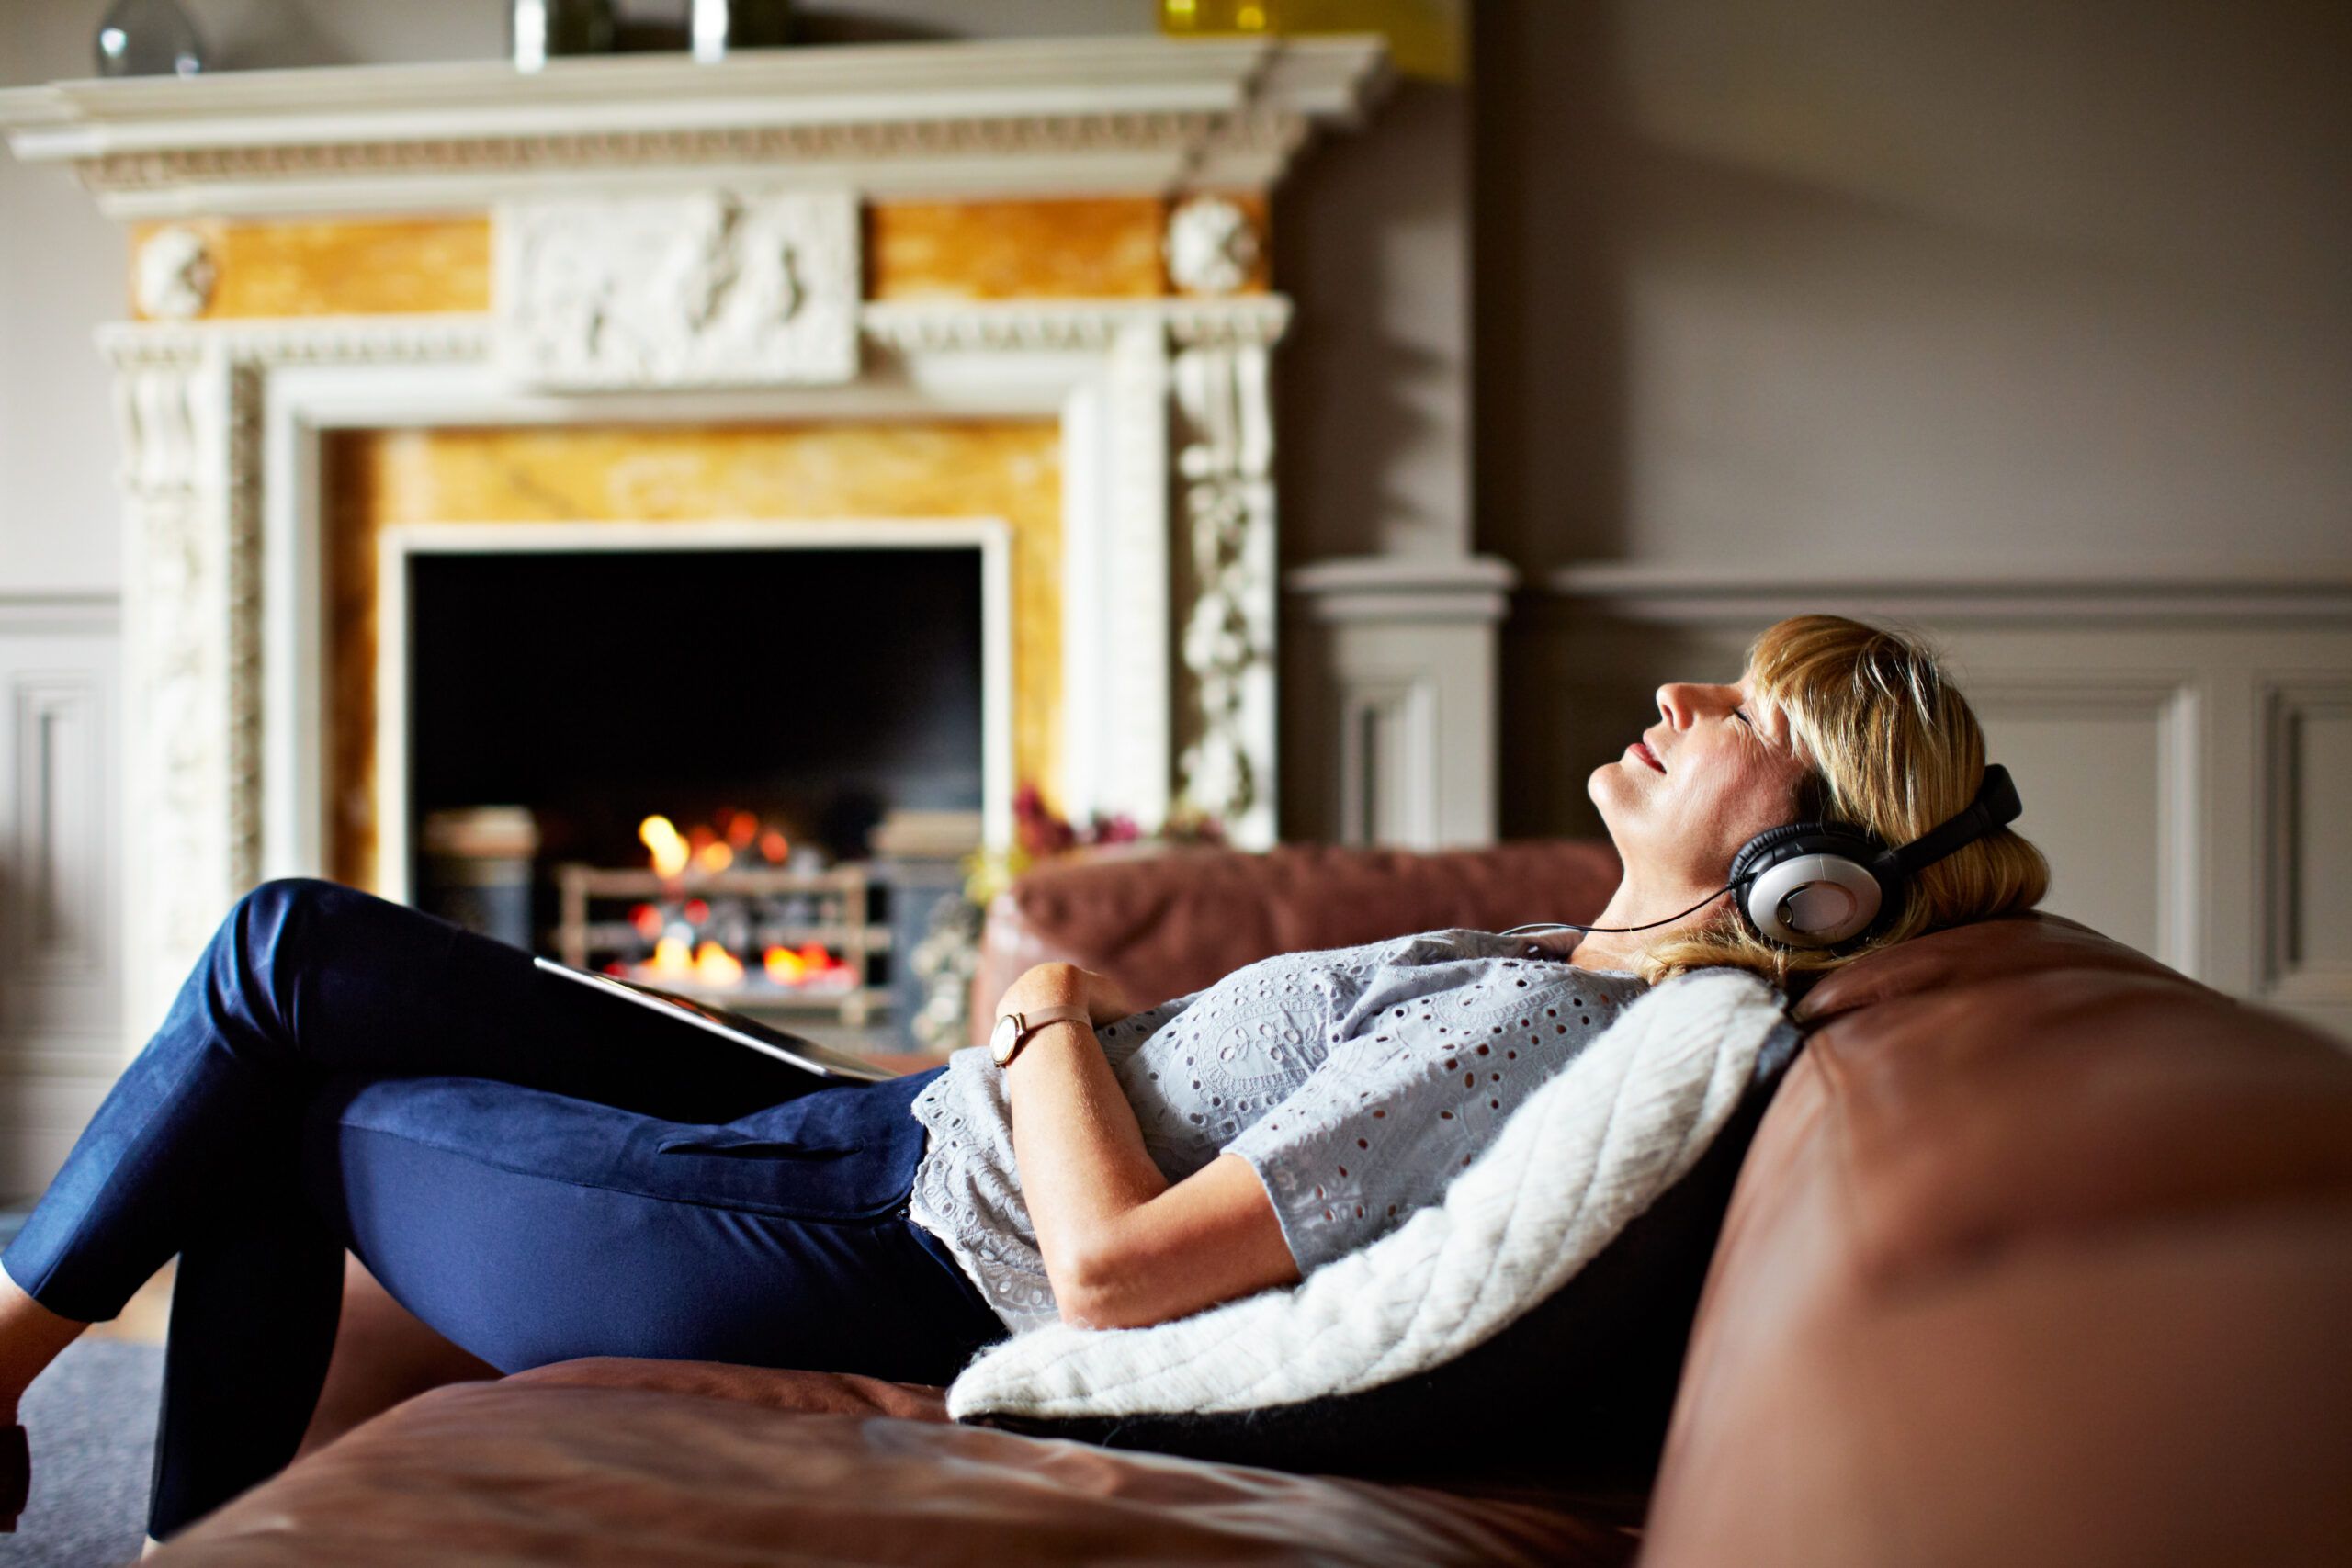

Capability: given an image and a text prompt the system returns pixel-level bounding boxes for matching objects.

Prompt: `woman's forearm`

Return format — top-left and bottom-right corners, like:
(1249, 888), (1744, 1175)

(995, 964), (1170, 1321)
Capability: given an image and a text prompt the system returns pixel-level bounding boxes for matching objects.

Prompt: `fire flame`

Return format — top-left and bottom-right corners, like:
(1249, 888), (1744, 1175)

(693, 939), (745, 987)
(641, 811), (786, 878)
(764, 941), (852, 987)
(628, 810), (843, 995)
(639, 815), (691, 878)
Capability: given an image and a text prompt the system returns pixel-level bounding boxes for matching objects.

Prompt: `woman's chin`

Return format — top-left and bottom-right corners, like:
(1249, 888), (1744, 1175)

(1586, 774), (1638, 846)
(1589, 759), (1648, 811)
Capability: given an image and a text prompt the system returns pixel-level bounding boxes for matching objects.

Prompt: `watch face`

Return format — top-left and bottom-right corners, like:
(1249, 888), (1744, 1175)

(989, 1011), (1020, 1063)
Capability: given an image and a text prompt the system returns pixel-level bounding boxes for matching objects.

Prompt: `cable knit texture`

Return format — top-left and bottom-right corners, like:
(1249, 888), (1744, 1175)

(945, 966), (1786, 1420)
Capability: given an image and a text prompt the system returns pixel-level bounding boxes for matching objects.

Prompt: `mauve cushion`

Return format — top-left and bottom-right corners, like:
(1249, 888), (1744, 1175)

(970, 840), (1624, 1045)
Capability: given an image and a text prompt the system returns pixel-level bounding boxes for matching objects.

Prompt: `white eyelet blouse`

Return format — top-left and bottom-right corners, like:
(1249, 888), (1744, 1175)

(906, 928), (1651, 1332)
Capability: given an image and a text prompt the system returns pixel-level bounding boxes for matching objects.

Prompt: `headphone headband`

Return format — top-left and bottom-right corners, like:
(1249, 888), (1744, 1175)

(1874, 764), (2021, 881)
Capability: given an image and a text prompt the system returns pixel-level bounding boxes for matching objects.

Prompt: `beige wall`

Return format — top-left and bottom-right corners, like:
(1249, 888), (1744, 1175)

(0, 2), (125, 590)
(1476, 0), (2352, 838)
(1475, 0), (2350, 580)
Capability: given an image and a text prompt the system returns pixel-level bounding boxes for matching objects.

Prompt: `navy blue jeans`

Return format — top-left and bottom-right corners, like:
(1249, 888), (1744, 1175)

(0, 878), (1006, 1538)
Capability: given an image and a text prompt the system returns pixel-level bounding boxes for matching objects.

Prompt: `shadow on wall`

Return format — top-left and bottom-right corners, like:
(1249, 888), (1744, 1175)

(1475, 0), (2352, 582)
(1472, 0), (1630, 575)
(1474, 0), (1630, 840)
(1274, 78), (1471, 566)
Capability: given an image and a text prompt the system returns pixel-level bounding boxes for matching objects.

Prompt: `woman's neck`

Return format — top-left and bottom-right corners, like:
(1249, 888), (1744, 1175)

(1563, 874), (1730, 974)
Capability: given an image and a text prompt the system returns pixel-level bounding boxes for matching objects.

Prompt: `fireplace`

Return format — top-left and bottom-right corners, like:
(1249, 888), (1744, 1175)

(398, 536), (992, 882)
(376, 522), (1008, 1049)
(0, 37), (1439, 1042)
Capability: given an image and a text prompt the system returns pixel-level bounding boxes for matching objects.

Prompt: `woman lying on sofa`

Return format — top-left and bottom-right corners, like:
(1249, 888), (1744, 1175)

(0, 613), (2047, 1544)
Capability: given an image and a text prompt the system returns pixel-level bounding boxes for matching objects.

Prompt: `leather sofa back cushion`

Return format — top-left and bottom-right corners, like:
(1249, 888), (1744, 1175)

(1641, 917), (2352, 1566)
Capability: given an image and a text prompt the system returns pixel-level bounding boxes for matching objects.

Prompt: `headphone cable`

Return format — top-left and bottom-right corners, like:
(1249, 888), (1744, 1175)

(1498, 883), (1737, 939)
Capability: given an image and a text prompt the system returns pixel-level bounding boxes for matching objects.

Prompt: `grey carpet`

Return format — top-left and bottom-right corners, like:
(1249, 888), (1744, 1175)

(3, 1338), (160, 1567)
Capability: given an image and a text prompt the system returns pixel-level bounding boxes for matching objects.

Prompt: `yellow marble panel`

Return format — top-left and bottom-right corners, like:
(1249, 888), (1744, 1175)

(130, 197), (1267, 319)
(870, 197), (1182, 300)
(325, 421), (1063, 891)
(130, 217), (492, 319)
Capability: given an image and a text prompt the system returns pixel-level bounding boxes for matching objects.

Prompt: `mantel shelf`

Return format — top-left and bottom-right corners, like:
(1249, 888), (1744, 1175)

(0, 33), (1391, 217)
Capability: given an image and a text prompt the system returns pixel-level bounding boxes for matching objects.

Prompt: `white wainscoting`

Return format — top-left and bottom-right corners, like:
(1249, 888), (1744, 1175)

(2263, 680), (2352, 1028)
(1533, 567), (2352, 1042)
(0, 592), (122, 1196)
(1283, 555), (1517, 847)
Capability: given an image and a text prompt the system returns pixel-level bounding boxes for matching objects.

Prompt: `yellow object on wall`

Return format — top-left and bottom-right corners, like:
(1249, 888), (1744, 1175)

(1159, 0), (1461, 82)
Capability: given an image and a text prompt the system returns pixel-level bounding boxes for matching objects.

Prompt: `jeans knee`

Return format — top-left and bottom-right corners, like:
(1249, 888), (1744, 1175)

(227, 876), (346, 961)
(206, 878), (349, 1047)
(235, 875), (334, 926)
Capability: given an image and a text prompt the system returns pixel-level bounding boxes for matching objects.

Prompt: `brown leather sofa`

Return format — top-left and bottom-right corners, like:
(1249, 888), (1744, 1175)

(149, 842), (2352, 1566)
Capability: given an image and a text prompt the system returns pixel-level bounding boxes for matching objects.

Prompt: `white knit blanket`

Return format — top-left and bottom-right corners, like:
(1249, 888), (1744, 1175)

(946, 966), (1788, 1422)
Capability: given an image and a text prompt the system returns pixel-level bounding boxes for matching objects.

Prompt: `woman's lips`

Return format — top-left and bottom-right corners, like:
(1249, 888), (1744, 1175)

(1628, 741), (1666, 773)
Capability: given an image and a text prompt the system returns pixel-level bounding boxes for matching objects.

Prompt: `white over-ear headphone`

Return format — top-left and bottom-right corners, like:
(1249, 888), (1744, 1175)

(1503, 765), (2024, 953)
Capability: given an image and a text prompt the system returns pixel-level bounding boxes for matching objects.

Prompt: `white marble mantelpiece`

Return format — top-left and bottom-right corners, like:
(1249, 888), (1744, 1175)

(0, 36), (1390, 217)
(2, 36), (1397, 1041)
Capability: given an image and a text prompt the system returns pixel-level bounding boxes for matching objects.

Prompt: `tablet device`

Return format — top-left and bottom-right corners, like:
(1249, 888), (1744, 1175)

(534, 955), (898, 1083)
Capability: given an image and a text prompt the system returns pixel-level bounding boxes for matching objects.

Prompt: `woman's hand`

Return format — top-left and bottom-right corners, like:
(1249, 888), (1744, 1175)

(1001, 962), (1134, 1028)
(991, 962), (1295, 1327)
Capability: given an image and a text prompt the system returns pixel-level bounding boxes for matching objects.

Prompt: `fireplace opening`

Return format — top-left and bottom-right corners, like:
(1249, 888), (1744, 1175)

(398, 541), (989, 1049)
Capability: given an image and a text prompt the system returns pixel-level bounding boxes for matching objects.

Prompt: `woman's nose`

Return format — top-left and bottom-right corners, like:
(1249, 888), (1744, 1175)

(1656, 683), (1695, 729)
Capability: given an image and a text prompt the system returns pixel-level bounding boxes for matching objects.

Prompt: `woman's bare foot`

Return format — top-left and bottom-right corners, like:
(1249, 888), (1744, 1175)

(0, 1265), (87, 1415)
(0, 1262), (91, 1530)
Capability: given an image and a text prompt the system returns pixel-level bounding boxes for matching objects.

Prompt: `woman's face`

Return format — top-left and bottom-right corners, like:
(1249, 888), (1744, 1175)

(1589, 668), (1815, 890)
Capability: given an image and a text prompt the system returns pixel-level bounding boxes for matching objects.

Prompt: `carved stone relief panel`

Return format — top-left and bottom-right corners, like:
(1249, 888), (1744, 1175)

(1170, 334), (1277, 842)
(494, 189), (860, 389)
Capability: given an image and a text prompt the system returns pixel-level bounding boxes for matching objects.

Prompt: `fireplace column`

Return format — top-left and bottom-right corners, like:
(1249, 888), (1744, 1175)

(108, 341), (267, 1032)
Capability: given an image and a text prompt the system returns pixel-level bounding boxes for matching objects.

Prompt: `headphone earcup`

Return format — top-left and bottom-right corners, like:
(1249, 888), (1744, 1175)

(1726, 821), (1823, 889)
(1729, 822), (1895, 949)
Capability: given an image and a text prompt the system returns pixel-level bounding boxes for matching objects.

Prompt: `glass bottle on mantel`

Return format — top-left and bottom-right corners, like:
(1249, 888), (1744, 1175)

(691, 0), (794, 62)
(510, 0), (616, 73)
(94, 0), (205, 78)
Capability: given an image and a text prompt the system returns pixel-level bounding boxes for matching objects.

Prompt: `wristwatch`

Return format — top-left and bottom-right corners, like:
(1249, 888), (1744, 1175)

(989, 1003), (1091, 1068)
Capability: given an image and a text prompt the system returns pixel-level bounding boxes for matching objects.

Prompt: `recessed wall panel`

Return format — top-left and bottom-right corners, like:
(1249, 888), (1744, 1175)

(1970, 687), (2179, 969)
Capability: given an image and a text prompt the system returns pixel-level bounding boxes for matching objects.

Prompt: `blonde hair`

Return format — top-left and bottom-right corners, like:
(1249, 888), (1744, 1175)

(1638, 615), (2050, 990)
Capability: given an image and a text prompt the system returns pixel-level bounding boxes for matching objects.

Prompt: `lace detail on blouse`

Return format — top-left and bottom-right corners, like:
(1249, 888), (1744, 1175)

(904, 930), (1649, 1333)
